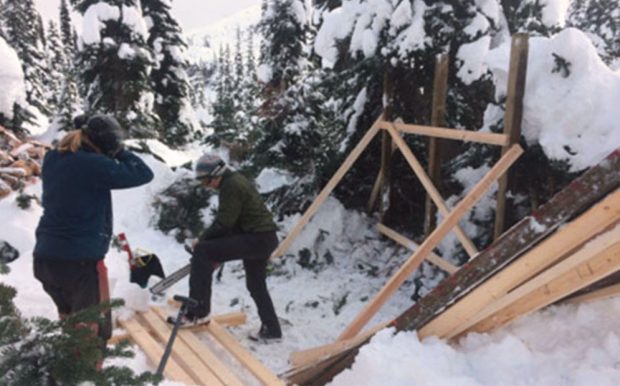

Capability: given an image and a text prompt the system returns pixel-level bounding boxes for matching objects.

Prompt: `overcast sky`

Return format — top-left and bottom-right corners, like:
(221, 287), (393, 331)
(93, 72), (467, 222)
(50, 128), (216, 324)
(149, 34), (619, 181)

(33, 0), (260, 33)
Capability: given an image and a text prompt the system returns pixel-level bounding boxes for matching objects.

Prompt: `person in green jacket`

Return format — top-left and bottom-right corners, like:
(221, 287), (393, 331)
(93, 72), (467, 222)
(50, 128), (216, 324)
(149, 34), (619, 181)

(174, 153), (282, 340)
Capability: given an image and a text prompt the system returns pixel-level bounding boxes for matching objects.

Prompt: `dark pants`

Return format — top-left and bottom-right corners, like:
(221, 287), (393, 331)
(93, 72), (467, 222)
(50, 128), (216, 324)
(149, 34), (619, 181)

(190, 231), (280, 334)
(33, 258), (112, 343)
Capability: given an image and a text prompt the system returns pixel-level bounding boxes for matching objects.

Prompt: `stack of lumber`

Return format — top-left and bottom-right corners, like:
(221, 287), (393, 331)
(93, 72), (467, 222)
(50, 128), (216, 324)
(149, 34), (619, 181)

(0, 125), (48, 198)
(117, 306), (286, 386)
(284, 148), (620, 386)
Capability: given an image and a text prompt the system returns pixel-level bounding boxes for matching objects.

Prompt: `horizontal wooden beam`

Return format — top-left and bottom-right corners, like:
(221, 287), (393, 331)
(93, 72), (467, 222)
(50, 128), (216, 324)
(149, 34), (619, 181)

(376, 223), (458, 274)
(379, 120), (509, 146)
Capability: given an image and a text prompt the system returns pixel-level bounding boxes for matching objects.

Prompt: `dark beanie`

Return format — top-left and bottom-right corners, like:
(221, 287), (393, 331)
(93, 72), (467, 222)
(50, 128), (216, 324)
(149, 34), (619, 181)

(82, 114), (123, 156)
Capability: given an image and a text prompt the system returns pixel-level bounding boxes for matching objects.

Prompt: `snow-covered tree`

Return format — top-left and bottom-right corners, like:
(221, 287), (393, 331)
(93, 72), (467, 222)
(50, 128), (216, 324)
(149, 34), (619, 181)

(44, 21), (66, 111)
(72, 0), (159, 138)
(568, 0), (620, 68)
(2, 0), (51, 118)
(142, 0), (197, 147)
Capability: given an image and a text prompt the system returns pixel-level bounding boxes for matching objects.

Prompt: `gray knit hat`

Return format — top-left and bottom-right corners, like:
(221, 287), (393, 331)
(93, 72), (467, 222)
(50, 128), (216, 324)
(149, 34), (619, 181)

(195, 153), (227, 179)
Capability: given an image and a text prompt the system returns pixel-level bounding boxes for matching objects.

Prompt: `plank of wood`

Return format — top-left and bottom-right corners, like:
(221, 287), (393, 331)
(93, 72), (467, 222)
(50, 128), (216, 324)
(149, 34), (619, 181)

(271, 115), (383, 258)
(108, 333), (130, 345)
(381, 121), (509, 146)
(139, 309), (225, 386)
(376, 223), (458, 274)
(418, 189), (620, 339)
(337, 144), (522, 341)
(453, 223), (620, 337)
(563, 283), (620, 305)
(424, 53), (450, 236)
(385, 123), (478, 258)
(207, 321), (286, 386)
(469, 236), (620, 334)
(286, 149), (620, 386)
(118, 317), (195, 385)
(151, 307), (245, 386)
(494, 33), (529, 240)
(289, 322), (388, 368)
(166, 300), (247, 327)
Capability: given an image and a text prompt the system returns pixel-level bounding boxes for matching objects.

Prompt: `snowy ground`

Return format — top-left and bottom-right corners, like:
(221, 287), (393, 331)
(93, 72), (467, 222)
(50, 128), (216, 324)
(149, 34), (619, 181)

(2, 142), (619, 385)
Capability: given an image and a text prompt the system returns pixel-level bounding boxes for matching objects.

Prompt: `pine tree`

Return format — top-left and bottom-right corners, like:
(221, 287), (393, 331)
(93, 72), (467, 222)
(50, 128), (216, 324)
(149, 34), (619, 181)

(54, 0), (81, 131)
(208, 44), (237, 145)
(59, 0), (75, 52)
(72, 0), (159, 138)
(568, 0), (620, 67)
(45, 21), (66, 112)
(2, 0), (51, 118)
(141, 0), (197, 147)
(501, 0), (562, 36)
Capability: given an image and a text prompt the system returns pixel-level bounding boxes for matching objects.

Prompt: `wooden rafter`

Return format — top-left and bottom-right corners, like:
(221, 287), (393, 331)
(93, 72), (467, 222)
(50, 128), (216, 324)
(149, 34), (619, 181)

(271, 115), (383, 258)
(385, 122), (479, 258)
(376, 223), (458, 274)
(380, 120), (509, 146)
(337, 144), (523, 341)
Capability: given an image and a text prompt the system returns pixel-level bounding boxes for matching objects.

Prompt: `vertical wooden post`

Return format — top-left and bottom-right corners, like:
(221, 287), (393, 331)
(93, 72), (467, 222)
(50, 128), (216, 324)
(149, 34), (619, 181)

(368, 72), (395, 217)
(424, 53), (449, 237)
(494, 33), (528, 240)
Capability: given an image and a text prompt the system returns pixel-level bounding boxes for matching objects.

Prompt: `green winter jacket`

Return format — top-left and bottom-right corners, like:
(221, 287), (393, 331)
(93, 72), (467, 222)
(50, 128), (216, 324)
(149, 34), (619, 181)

(200, 170), (277, 240)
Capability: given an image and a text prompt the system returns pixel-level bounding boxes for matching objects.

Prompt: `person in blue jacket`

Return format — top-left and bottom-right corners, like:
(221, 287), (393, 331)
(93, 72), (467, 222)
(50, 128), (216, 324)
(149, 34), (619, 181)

(33, 114), (154, 368)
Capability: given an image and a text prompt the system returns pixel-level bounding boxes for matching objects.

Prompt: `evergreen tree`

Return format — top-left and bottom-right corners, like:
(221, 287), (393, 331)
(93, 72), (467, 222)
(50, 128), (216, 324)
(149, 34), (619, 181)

(72, 0), (159, 138)
(44, 21), (65, 112)
(568, 0), (620, 67)
(501, 0), (562, 36)
(2, 0), (51, 117)
(208, 44), (237, 145)
(142, 0), (196, 147)
(59, 0), (75, 52)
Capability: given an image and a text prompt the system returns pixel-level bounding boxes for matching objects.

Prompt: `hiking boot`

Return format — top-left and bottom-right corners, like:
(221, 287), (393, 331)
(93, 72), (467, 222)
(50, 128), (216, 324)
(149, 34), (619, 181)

(166, 313), (210, 328)
(248, 324), (282, 342)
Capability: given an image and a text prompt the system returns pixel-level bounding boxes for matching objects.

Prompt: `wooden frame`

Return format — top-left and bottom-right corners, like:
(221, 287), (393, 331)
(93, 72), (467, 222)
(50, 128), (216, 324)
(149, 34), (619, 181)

(385, 122), (479, 258)
(417, 189), (620, 340)
(424, 53), (450, 236)
(270, 115), (383, 258)
(494, 33), (529, 240)
(337, 144), (523, 340)
(376, 223), (458, 274)
(380, 121), (509, 146)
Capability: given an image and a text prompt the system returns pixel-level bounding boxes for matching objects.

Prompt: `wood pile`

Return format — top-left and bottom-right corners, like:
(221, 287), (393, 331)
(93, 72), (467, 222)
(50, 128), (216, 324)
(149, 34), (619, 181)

(0, 125), (49, 198)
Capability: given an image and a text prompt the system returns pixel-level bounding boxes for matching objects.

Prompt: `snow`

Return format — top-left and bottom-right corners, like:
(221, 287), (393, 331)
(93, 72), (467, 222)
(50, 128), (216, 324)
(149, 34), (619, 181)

(457, 36), (492, 85)
(81, 3), (121, 45)
(0, 37), (26, 120)
(255, 168), (294, 193)
(487, 28), (620, 171)
(332, 300), (620, 386)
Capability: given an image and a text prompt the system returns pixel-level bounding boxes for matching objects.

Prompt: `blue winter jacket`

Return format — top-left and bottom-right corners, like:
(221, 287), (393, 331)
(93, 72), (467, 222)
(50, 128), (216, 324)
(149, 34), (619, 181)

(34, 147), (154, 261)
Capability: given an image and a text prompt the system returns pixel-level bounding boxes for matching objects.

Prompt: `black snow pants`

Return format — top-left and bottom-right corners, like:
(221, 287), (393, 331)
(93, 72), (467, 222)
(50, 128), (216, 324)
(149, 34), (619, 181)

(189, 231), (280, 334)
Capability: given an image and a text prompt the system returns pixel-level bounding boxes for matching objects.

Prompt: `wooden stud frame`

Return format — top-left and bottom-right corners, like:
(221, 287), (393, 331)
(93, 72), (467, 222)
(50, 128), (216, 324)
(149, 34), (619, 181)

(338, 144), (523, 340)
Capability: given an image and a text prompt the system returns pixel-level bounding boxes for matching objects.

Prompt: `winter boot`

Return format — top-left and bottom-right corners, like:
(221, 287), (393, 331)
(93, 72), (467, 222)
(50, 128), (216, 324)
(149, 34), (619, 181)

(248, 324), (282, 342)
